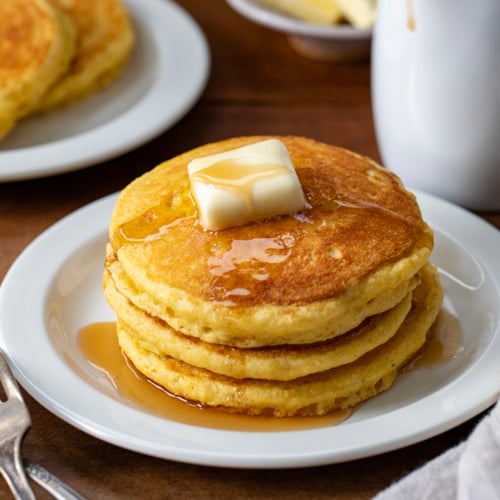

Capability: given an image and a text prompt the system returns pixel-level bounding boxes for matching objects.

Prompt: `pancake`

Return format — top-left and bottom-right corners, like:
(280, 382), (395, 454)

(32, 0), (134, 113)
(107, 136), (434, 347)
(106, 240), (426, 347)
(0, 0), (76, 139)
(117, 264), (443, 417)
(104, 268), (416, 380)
(104, 136), (444, 417)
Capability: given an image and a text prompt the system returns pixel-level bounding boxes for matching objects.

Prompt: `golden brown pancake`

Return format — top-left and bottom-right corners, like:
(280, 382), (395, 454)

(106, 136), (434, 347)
(0, 0), (76, 139)
(33, 0), (134, 113)
(104, 269), (416, 380)
(117, 264), (443, 417)
(104, 136), (443, 417)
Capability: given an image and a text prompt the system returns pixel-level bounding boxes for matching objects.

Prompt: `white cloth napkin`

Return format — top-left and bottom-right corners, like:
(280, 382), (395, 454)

(374, 400), (500, 500)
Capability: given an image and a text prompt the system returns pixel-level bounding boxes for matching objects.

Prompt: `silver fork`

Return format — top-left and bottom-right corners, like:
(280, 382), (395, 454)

(0, 352), (35, 499)
(0, 352), (85, 500)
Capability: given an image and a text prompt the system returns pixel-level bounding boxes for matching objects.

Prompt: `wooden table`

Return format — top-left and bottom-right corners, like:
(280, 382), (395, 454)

(0, 1), (498, 498)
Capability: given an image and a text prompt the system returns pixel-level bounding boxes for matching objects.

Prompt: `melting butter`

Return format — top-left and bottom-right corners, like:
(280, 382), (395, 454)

(188, 139), (306, 231)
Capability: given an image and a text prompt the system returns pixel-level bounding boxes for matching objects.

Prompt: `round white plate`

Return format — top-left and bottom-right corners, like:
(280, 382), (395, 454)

(0, 192), (499, 469)
(0, 0), (209, 182)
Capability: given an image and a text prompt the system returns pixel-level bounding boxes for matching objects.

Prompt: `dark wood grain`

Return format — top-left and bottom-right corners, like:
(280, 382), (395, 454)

(0, 1), (498, 498)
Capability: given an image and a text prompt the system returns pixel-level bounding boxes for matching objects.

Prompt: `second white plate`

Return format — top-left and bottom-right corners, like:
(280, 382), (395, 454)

(0, 0), (210, 181)
(0, 191), (499, 468)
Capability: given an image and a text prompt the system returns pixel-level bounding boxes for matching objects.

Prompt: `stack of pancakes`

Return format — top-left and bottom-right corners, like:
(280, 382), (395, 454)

(103, 136), (443, 417)
(0, 0), (133, 141)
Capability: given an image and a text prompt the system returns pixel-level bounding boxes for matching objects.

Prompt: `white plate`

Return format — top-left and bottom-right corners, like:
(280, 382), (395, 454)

(226, 0), (371, 62)
(0, 0), (209, 182)
(0, 191), (499, 469)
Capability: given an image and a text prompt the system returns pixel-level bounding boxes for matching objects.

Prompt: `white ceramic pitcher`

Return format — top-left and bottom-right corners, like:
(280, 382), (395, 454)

(372, 0), (500, 211)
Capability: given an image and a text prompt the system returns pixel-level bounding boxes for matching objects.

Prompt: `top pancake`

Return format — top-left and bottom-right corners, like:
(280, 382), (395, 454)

(0, 0), (76, 139)
(108, 136), (433, 346)
(32, 0), (134, 113)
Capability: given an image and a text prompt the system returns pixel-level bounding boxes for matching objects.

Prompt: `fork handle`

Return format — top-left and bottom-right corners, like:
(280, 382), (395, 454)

(0, 437), (35, 500)
(26, 461), (86, 500)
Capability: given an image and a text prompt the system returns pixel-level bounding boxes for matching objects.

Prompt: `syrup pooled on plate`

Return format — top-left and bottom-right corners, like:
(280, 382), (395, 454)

(409, 308), (463, 369)
(77, 310), (463, 431)
(77, 322), (351, 431)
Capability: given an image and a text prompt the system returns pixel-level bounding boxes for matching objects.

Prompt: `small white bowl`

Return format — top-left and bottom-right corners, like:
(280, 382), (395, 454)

(226, 0), (372, 62)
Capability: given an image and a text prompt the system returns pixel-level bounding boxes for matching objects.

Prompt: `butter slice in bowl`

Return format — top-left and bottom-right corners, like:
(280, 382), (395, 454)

(259, 0), (343, 25)
(227, 0), (373, 62)
(188, 138), (306, 230)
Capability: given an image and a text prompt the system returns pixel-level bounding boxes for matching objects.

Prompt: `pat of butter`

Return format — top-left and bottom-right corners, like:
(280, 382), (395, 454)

(188, 139), (306, 230)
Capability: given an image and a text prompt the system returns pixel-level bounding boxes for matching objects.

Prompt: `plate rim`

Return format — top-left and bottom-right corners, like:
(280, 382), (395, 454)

(0, 0), (210, 182)
(0, 190), (499, 469)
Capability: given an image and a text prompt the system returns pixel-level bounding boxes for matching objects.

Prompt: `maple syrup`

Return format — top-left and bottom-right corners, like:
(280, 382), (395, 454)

(77, 309), (463, 431)
(407, 0), (416, 30)
(77, 322), (351, 431)
(113, 156), (422, 309)
(191, 160), (294, 209)
(206, 235), (295, 303)
(409, 308), (463, 369)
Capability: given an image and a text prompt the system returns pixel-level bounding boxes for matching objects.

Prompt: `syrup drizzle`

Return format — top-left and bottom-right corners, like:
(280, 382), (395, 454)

(207, 235), (295, 303)
(407, 0), (416, 30)
(113, 164), (422, 309)
(191, 160), (294, 211)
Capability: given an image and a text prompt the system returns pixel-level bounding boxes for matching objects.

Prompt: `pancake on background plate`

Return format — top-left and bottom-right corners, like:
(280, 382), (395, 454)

(0, 0), (76, 139)
(32, 0), (134, 114)
(103, 136), (443, 417)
